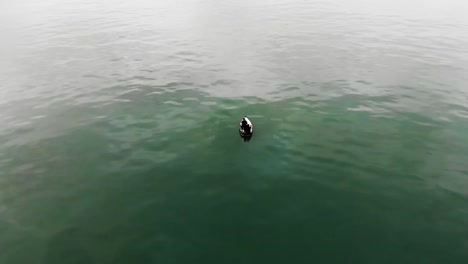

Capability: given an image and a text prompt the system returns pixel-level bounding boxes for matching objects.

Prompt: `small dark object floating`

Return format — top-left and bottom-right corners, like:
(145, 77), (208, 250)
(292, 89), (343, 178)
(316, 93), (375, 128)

(239, 116), (253, 142)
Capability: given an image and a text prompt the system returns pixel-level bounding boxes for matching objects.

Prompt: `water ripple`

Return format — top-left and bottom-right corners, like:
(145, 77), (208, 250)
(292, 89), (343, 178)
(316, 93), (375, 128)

(1, 0), (468, 262)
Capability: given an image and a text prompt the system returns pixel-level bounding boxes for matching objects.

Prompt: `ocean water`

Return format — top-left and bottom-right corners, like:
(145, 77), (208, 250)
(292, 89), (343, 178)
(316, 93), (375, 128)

(1, 0), (468, 263)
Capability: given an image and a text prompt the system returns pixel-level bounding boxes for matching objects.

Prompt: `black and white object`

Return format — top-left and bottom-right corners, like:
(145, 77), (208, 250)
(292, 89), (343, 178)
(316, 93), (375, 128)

(239, 116), (253, 141)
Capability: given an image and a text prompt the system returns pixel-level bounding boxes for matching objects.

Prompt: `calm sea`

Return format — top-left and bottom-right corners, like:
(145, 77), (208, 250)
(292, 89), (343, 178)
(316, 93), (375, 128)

(1, 0), (468, 263)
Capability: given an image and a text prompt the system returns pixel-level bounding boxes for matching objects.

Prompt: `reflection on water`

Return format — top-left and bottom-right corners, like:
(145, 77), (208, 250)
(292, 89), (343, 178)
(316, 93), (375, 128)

(1, 0), (468, 263)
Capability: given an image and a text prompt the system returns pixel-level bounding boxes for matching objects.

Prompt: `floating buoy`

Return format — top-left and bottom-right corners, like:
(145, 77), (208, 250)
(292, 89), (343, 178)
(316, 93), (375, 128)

(239, 116), (253, 142)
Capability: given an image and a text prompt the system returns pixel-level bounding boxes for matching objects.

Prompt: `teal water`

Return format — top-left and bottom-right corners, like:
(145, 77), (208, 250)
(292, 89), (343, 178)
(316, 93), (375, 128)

(1, 0), (468, 263)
